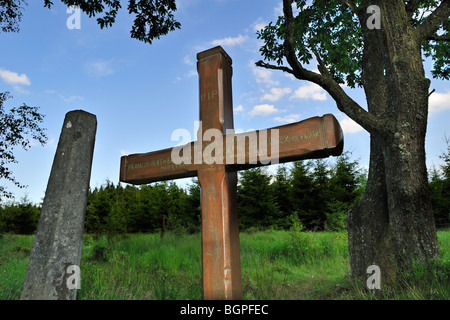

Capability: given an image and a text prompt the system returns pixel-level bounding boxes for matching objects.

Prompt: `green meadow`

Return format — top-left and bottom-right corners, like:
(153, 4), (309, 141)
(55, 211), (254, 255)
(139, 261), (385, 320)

(1, 229), (449, 300)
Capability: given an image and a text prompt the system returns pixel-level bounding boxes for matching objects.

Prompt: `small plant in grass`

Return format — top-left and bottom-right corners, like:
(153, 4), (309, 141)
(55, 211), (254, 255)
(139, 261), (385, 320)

(84, 236), (110, 262)
(287, 213), (313, 260)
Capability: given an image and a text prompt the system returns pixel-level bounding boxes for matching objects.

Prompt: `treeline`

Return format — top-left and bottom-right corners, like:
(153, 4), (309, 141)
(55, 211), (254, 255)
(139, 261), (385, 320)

(0, 196), (40, 234)
(429, 138), (450, 229)
(83, 152), (366, 236)
(1, 151), (449, 235)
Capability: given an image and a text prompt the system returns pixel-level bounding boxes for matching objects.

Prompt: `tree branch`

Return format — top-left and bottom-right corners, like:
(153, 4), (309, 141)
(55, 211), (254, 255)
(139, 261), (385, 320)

(255, 61), (294, 74)
(282, 0), (307, 77)
(342, 0), (363, 17)
(427, 33), (450, 41)
(428, 88), (436, 97)
(278, 0), (383, 134)
(417, 0), (450, 42)
(312, 50), (332, 78)
(405, 0), (421, 17)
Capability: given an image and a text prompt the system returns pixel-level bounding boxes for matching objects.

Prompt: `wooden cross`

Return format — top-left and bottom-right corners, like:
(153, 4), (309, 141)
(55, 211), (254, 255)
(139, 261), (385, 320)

(120, 46), (344, 300)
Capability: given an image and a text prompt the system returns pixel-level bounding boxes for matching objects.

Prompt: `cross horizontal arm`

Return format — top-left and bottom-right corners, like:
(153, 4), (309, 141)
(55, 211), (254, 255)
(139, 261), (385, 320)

(120, 114), (343, 185)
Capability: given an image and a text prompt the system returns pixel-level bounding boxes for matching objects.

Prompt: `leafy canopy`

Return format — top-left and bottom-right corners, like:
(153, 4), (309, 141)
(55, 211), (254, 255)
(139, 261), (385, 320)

(0, 0), (27, 32)
(0, 92), (47, 198)
(0, 0), (181, 44)
(257, 0), (449, 88)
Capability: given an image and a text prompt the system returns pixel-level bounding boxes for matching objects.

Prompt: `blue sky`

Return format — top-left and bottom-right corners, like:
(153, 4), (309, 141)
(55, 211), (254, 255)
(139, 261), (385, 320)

(1, 0), (449, 204)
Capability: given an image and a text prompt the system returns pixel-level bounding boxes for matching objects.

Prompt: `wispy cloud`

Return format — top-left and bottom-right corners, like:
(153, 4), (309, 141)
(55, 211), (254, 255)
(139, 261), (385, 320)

(85, 59), (115, 77)
(174, 69), (197, 83)
(234, 105), (244, 114)
(0, 68), (31, 86)
(13, 86), (30, 95)
(249, 104), (280, 116)
(273, 3), (283, 17)
(61, 95), (84, 102)
(183, 54), (194, 66)
(44, 89), (84, 103)
(290, 83), (327, 101)
(429, 90), (450, 114)
(252, 17), (268, 32)
(274, 114), (301, 124)
(261, 87), (292, 102)
(211, 34), (248, 47)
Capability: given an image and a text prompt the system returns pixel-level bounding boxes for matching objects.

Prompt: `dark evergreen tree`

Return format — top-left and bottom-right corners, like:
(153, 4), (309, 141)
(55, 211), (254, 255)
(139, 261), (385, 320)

(271, 164), (293, 229)
(0, 196), (40, 234)
(290, 161), (315, 228)
(237, 168), (280, 230)
(309, 159), (331, 230)
(329, 153), (360, 205)
(429, 137), (450, 229)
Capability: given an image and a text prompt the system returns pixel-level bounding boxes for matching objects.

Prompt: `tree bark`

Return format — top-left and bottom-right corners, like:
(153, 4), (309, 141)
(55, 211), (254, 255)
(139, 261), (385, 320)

(347, 0), (440, 284)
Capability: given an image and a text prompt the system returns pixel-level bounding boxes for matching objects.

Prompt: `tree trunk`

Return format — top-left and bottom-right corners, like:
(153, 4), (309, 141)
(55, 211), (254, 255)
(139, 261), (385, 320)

(347, 0), (440, 285)
(347, 135), (396, 282)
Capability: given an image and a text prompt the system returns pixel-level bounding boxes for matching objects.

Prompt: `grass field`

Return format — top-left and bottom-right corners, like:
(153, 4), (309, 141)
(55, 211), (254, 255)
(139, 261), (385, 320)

(1, 230), (449, 300)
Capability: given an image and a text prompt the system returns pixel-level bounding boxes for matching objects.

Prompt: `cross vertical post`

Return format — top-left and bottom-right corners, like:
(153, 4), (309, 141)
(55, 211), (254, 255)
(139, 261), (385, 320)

(197, 47), (242, 300)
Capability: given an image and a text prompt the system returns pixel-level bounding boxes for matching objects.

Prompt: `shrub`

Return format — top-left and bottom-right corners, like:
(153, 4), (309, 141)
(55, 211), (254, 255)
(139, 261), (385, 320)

(325, 202), (348, 232)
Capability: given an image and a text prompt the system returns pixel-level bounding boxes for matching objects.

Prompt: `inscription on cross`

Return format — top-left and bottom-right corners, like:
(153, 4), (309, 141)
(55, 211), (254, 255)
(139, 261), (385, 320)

(120, 46), (344, 300)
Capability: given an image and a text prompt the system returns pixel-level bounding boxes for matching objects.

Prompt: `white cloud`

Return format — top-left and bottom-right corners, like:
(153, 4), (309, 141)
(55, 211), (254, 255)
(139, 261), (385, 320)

(274, 114), (301, 124)
(249, 104), (280, 116)
(0, 68), (31, 86)
(261, 87), (292, 102)
(340, 117), (364, 134)
(429, 90), (450, 114)
(211, 34), (248, 47)
(290, 83), (327, 101)
(250, 61), (279, 87)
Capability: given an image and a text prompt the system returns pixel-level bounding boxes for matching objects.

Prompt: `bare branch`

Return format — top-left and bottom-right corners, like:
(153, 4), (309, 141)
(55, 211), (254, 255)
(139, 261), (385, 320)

(255, 61), (294, 74)
(278, 0), (383, 134)
(428, 89), (436, 97)
(417, 0), (450, 43)
(427, 33), (450, 41)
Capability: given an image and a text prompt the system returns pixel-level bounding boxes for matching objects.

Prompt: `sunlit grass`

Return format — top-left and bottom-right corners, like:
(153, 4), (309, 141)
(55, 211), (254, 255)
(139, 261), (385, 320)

(0, 230), (448, 300)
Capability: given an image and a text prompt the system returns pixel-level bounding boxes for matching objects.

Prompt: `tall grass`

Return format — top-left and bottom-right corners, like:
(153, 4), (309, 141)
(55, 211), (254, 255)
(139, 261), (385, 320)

(78, 233), (203, 299)
(0, 234), (34, 299)
(240, 229), (350, 299)
(0, 230), (448, 300)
